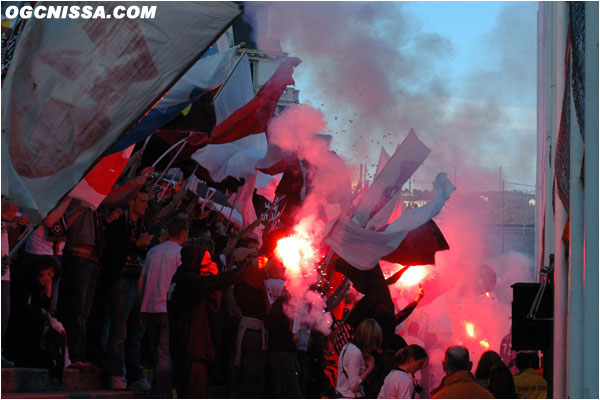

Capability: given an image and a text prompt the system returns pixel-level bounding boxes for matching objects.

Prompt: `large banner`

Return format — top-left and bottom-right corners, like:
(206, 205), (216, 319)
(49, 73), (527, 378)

(1, 1), (241, 221)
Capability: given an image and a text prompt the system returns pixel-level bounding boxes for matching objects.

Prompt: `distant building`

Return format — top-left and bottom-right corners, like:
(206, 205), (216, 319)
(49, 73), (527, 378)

(227, 5), (300, 113)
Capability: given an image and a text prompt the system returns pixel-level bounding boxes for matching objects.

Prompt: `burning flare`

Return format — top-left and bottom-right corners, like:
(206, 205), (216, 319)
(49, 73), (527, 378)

(399, 265), (429, 286)
(480, 340), (490, 349)
(465, 322), (475, 338)
(274, 235), (317, 278)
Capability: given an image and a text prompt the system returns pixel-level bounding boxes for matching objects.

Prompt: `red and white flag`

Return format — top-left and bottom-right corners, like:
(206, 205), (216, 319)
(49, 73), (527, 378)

(191, 52), (267, 182)
(68, 145), (135, 209)
(209, 57), (302, 145)
(1, 2), (241, 221)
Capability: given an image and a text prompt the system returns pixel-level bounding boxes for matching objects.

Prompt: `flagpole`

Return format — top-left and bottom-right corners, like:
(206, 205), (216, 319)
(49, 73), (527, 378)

(154, 134), (191, 187)
(225, 193), (239, 231)
(151, 137), (188, 168)
(218, 189), (230, 215)
(214, 50), (247, 102)
(201, 185), (216, 214)
(141, 135), (152, 153)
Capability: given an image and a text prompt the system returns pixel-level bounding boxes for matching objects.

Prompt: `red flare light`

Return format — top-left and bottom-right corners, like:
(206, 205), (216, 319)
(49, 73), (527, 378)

(258, 256), (268, 270)
(465, 322), (475, 338)
(274, 235), (317, 278)
(485, 292), (490, 298)
(399, 265), (429, 286)
(480, 340), (490, 349)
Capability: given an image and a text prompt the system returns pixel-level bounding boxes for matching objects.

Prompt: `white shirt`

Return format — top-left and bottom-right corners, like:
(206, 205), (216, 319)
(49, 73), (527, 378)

(336, 343), (366, 398)
(378, 369), (414, 399)
(140, 240), (182, 313)
(25, 225), (65, 256)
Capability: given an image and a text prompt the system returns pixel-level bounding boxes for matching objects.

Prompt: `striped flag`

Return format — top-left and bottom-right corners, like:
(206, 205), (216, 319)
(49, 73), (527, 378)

(68, 145), (135, 209)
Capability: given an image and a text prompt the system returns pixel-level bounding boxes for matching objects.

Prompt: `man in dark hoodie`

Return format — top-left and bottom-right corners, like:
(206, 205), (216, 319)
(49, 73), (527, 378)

(167, 237), (256, 398)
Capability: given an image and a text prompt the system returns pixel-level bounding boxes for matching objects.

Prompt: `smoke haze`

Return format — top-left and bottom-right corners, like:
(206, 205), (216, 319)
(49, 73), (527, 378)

(244, 1), (537, 191)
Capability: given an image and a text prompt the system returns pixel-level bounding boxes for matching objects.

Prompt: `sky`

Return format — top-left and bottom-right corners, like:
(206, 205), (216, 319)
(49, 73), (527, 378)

(246, 1), (538, 193)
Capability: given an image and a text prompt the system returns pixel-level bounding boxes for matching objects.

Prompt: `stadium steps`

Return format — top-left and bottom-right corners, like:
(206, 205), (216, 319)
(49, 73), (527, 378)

(1, 368), (137, 399)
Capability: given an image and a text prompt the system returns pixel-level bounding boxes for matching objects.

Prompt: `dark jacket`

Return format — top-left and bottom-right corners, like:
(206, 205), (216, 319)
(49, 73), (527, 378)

(102, 211), (148, 280)
(167, 251), (251, 362)
(264, 293), (296, 353)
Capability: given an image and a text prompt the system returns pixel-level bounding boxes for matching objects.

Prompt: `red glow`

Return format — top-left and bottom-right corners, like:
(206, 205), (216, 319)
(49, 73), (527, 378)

(275, 235), (317, 278)
(480, 340), (490, 349)
(465, 322), (475, 338)
(399, 265), (429, 286)
(485, 292), (490, 298)
(258, 256), (268, 270)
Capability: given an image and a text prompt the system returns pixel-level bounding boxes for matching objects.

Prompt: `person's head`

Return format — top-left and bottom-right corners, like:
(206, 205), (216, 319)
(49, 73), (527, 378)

(488, 363), (518, 399)
(475, 350), (503, 380)
(515, 351), (539, 372)
(352, 318), (383, 355)
(443, 346), (472, 376)
(130, 190), (149, 218)
(179, 238), (219, 276)
(180, 237), (216, 272)
(395, 344), (429, 374)
(27, 255), (60, 289)
(167, 218), (188, 245)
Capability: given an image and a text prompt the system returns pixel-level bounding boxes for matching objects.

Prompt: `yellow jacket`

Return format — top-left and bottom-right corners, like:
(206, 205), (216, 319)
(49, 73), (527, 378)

(513, 368), (548, 399)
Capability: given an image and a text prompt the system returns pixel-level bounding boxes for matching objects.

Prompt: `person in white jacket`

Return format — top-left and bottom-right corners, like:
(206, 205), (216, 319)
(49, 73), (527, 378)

(336, 318), (382, 398)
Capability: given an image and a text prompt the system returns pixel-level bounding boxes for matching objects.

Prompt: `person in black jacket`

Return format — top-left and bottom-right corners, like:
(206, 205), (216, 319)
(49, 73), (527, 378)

(102, 190), (153, 391)
(167, 238), (255, 398)
(264, 288), (302, 398)
(335, 258), (424, 352)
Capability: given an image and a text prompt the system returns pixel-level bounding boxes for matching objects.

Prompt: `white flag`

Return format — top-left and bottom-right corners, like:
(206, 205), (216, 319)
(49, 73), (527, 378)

(325, 173), (456, 270)
(2, 1), (241, 221)
(353, 129), (430, 227)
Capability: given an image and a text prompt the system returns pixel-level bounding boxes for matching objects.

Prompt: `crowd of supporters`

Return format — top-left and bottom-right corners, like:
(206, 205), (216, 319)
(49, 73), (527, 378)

(1, 165), (547, 399)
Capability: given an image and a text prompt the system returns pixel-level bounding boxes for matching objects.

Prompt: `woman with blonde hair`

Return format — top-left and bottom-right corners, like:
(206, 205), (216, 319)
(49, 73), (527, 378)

(336, 318), (382, 398)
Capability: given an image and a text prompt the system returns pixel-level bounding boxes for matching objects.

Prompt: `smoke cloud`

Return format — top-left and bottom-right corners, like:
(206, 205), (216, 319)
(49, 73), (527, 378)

(243, 1), (537, 189)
